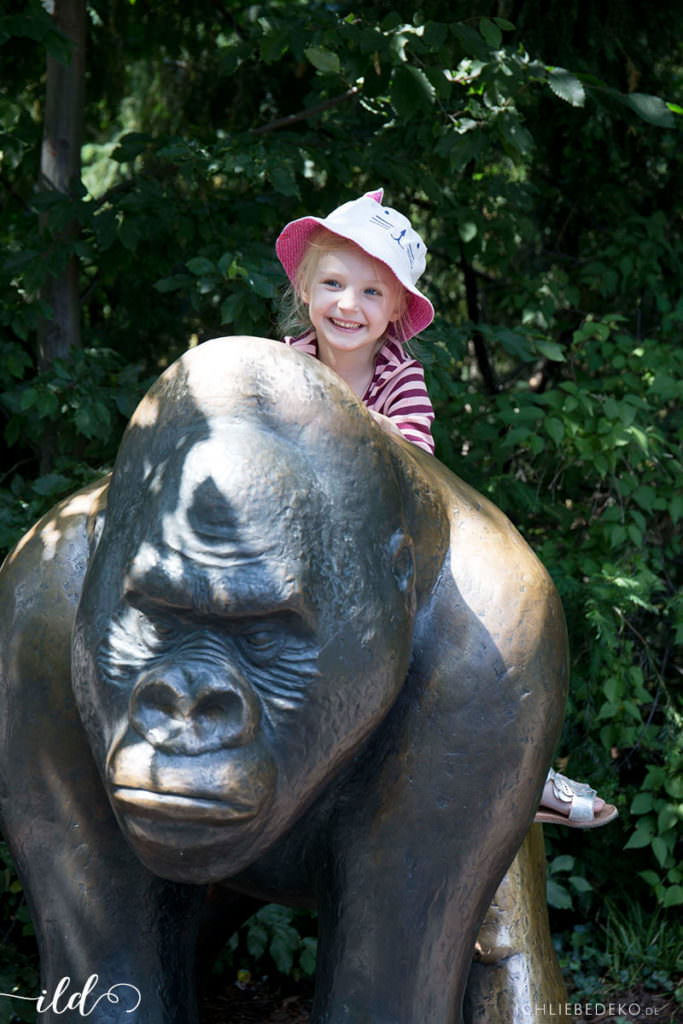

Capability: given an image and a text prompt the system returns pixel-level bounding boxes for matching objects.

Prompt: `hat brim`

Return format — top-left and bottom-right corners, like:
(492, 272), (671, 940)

(276, 217), (434, 340)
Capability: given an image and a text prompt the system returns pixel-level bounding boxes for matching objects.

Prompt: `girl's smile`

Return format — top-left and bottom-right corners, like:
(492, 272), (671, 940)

(305, 247), (402, 373)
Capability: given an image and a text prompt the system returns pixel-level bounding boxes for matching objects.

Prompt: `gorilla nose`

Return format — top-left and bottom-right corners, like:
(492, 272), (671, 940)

(129, 666), (260, 755)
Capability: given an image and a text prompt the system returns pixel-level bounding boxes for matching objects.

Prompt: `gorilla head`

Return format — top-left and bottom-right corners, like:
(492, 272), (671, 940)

(72, 338), (417, 883)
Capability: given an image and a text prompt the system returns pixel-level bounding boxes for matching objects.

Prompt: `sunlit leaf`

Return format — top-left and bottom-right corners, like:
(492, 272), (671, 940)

(305, 46), (340, 75)
(547, 67), (585, 107)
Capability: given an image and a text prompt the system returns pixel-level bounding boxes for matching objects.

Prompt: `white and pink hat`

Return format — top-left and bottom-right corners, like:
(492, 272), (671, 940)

(276, 189), (434, 340)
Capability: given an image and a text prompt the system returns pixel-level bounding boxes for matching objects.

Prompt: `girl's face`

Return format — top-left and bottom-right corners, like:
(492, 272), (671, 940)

(303, 246), (402, 364)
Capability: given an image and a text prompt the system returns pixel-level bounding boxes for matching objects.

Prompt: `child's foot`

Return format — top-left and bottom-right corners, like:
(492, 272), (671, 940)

(534, 768), (618, 828)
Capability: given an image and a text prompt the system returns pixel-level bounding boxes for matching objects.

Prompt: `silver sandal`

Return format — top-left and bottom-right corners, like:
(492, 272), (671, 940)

(534, 768), (618, 829)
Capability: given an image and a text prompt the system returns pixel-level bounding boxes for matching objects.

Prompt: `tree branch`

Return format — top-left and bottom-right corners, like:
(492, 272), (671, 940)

(252, 86), (360, 135)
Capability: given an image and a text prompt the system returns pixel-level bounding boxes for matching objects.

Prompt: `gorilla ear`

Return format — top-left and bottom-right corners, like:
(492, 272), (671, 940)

(389, 530), (415, 597)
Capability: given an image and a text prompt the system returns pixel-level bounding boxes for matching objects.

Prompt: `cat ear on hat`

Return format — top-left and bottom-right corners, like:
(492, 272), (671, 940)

(364, 188), (384, 203)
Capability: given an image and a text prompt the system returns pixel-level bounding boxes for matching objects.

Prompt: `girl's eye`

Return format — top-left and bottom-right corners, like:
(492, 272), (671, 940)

(365, 287), (380, 296)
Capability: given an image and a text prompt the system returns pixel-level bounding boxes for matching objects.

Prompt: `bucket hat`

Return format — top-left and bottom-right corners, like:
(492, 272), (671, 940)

(276, 189), (434, 339)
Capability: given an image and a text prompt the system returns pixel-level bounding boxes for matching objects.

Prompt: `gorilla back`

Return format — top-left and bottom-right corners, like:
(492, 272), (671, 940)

(0, 337), (568, 1024)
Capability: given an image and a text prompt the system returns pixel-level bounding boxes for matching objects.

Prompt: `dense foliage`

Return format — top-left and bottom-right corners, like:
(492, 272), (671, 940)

(1, 0), (681, 1012)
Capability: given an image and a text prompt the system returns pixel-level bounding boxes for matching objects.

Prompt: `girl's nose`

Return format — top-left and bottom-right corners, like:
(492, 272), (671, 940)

(338, 286), (359, 311)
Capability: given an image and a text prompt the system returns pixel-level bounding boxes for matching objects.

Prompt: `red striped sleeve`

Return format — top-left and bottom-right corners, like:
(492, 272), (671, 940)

(283, 334), (436, 455)
(365, 346), (435, 454)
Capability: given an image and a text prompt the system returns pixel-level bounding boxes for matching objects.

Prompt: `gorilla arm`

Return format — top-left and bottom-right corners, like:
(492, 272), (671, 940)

(0, 479), (205, 1024)
(308, 445), (569, 1024)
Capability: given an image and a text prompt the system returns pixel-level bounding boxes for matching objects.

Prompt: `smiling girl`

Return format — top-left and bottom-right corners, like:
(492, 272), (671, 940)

(273, 188), (616, 829)
(276, 189), (436, 453)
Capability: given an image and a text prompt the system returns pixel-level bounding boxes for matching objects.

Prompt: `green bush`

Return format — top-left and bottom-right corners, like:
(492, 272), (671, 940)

(0, 0), (680, 1000)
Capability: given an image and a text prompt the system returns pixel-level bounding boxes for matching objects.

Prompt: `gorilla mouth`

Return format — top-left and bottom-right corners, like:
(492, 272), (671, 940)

(113, 787), (259, 824)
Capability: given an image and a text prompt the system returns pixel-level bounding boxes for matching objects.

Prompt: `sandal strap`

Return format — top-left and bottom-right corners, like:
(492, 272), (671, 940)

(568, 792), (597, 823)
(547, 768), (597, 823)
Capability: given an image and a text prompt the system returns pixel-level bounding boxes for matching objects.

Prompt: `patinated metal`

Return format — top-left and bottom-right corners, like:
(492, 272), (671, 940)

(0, 337), (569, 1022)
(466, 826), (571, 1024)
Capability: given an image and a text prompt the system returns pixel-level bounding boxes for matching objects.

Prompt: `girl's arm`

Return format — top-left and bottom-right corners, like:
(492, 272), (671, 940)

(376, 362), (435, 454)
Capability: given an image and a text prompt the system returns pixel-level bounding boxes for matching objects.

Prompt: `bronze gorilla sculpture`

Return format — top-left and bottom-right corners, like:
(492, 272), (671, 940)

(0, 338), (568, 1023)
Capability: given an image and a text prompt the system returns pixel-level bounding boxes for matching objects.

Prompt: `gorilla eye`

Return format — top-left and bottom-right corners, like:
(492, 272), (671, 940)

(150, 618), (176, 641)
(237, 624), (284, 665)
(134, 610), (178, 653)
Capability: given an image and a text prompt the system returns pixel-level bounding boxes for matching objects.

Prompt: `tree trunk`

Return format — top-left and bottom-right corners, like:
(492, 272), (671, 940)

(37, 0), (86, 471)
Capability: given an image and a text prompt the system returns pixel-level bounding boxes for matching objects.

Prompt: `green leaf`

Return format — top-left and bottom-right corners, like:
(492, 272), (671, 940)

(603, 676), (623, 702)
(0, 97), (20, 131)
(651, 836), (669, 869)
(391, 65), (436, 118)
(535, 339), (566, 362)
(269, 164), (299, 198)
(502, 425), (533, 448)
(547, 68), (585, 107)
(186, 257), (216, 277)
(626, 426), (650, 454)
(624, 823), (654, 850)
(622, 92), (675, 129)
(270, 933), (295, 975)
(665, 776), (683, 799)
(451, 23), (489, 59)
(658, 805), (679, 833)
(478, 17), (502, 48)
(119, 217), (141, 251)
(545, 417), (564, 445)
(631, 792), (655, 815)
(246, 921), (268, 959)
(249, 272), (278, 299)
(662, 885), (683, 907)
(632, 485), (656, 511)
(220, 293), (245, 324)
(494, 329), (534, 362)
(299, 937), (317, 976)
(550, 854), (575, 873)
(32, 472), (72, 496)
(4, 418), (20, 447)
(154, 274), (191, 294)
(19, 387), (37, 411)
(458, 221), (478, 243)
(546, 879), (573, 910)
(569, 875), (593, 893)
(304, 46), (340, 75)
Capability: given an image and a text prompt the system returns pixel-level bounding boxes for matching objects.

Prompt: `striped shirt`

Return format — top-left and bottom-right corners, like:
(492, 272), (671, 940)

(282, 332), (435, 455)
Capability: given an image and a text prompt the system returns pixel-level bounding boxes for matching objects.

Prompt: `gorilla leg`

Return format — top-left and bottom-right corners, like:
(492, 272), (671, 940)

(0, 488), (204, 1023)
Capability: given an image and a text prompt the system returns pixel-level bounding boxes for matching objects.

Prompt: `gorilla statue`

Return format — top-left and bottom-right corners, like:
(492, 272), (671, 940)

(0, 338), (569, 1023)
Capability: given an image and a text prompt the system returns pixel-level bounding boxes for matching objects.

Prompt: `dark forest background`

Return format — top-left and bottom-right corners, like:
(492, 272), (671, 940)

(1, 0), (681, 1018)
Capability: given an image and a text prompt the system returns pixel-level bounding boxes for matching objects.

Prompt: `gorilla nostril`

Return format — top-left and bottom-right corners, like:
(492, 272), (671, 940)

(131, 679), (188, 746)
(135, 681), (184, 719)
(194, 691), (245, 741)
(130, 670), (259, 753)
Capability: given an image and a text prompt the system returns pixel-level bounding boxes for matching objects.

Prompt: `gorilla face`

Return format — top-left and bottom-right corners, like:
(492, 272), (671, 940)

(72, 419), (416, 884)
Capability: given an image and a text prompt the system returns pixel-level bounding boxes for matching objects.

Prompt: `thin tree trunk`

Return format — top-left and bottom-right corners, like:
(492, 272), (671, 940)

(459, 241), (498, 395)
(37, 0), (86, 471)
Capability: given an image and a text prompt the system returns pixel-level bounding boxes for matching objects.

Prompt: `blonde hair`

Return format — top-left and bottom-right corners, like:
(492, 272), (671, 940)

(278, 228), (410, 344)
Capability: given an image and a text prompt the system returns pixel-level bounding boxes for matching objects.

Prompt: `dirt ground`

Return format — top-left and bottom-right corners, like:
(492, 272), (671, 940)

(200, 977), (681, 1023)
(201, 975), (314, 1023)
